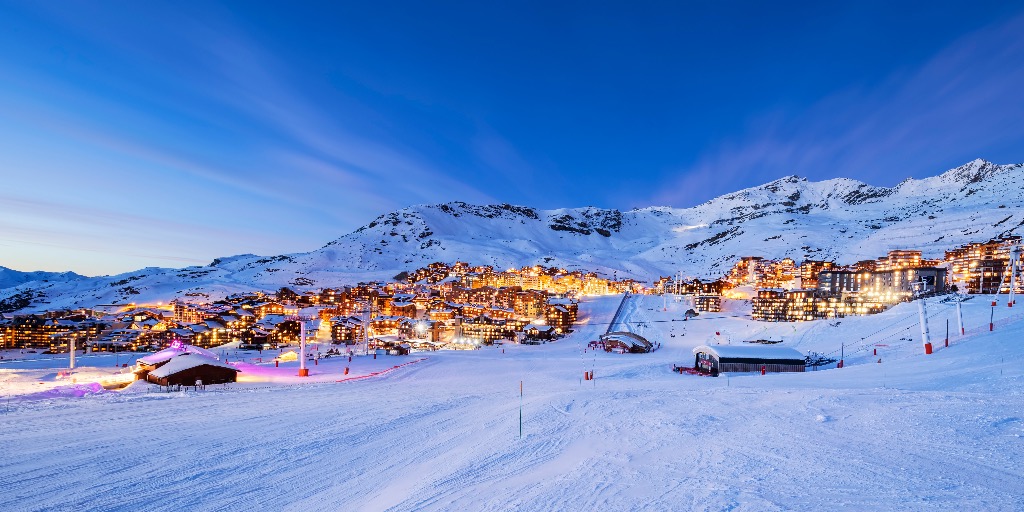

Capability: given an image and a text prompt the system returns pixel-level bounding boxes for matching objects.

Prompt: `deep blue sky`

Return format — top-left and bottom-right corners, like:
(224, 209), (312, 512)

(2, 1), (1023, 275)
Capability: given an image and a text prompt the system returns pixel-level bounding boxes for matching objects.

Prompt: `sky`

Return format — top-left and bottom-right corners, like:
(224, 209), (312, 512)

(1, 1), (1023, 276)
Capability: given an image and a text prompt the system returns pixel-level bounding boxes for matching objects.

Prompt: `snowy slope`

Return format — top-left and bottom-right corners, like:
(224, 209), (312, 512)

(2, 159), (1022, 312)
(0, 267), (84, 290)
(1, 294), (1022, 511)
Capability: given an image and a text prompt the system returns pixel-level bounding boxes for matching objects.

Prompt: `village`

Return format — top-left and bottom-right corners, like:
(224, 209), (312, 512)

(672, 235), (1022, 322)
(0, 235), (1021, 367)
(0, 263), (633, 358)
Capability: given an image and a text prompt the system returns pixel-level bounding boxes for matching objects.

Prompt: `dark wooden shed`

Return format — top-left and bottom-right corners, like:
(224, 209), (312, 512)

(146, 353), (239, 387)
(692, 344), (805, 374)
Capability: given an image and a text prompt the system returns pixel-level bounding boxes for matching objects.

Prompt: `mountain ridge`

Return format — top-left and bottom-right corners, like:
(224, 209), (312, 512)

(2, 159), (1022, 312)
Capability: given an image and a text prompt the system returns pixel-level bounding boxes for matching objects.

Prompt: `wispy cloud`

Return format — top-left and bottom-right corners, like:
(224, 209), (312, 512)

(652, 13), (1024, 207)
(188, 19), (495, 209)
(0, 3), (499, 273)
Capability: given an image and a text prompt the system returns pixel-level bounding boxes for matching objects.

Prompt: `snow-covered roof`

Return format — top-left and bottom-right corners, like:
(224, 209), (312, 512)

(139, 344), (219, 365)
(259, 314), (287, 326)
(692, 345), (804, 361)
(149, 353), (238, 379)
(330, 316), (362, 326)
(602, 332), (651, 349)
(371, 315), (406, 322)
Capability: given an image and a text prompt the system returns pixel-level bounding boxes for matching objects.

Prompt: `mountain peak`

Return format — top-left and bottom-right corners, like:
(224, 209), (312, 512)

(761, 175), (806, 192)
(941, 158), (1009, 185)
(5, 158), (1024, 312)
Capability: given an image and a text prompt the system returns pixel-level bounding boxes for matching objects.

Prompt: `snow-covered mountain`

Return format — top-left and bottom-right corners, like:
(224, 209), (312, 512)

(2, 159), (1022, 312)
(0, 267), (85, 290)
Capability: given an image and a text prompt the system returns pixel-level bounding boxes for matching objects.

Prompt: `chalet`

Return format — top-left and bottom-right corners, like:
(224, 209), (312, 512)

(494, 287), (520, 309)
(297, 291), (320, 306)
(135, 343), (221, 375)
(188, 321), (231, 348)
(547, 298), (578, 317)
(692, 345), (805, 375)
(380, 342), (411, 356)
(385, 300), (417, 318)
(252, 301), (285, 319)
(544, 300), (578, 333)
(218, 314), (242, 329)
(166, 328), (196, 344)
(486, 306), (516, 320)
(545, 305), (571, 332)
(317, 287), (346, 305)
(129, 317), (164, 331)
(461, 315), (510, 344)
(254, 315), (300, 344)
(694, 295), (722, 313)
(442, 302), (464, 316)
(275, 287), (299, 303)
(412, 295), (439, 310)
(523, 324), (555, 341)
(428, 307), (455, 322)
(504, 318), (528, 333)
(461, 304), (486, 318)
(369, 315), (404, 335)
(514, 290), (547, 318)
(409, 339), (442, 351)
(239, 327), (274, 350)
(146, 353), (239, 387)
(330, 316), (364, 344)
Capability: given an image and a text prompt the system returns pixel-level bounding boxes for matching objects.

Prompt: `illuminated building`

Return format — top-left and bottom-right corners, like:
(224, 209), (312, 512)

(694, 295), (722, 312)
(945, 236), (1022, 294)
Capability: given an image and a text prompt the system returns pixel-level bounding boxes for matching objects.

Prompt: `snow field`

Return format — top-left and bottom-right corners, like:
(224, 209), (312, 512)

(0, 295), (1022, 511)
